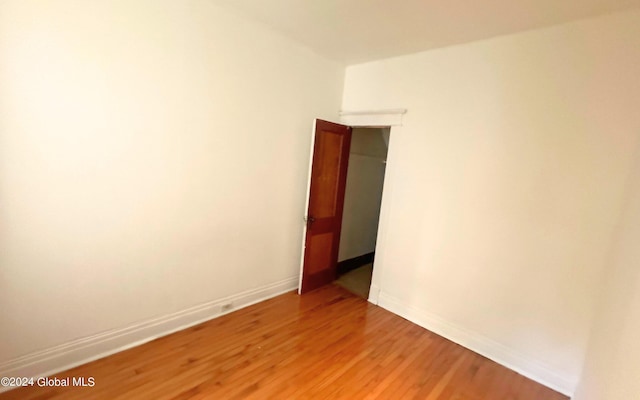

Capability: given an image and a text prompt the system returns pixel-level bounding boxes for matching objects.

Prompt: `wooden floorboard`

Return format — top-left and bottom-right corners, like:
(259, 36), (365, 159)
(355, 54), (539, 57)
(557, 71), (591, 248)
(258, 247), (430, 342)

(0, 285), (568, 399)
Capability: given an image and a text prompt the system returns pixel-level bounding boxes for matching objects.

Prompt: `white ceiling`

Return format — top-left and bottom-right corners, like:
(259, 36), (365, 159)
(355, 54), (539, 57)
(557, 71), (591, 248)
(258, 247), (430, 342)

(210, 0), (640, 64)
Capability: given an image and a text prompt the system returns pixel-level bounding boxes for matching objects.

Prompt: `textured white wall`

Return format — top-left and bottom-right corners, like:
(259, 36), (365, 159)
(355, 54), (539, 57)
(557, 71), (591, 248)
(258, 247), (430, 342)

(342, 10), (640, 394)
(0, 0), (343, 362)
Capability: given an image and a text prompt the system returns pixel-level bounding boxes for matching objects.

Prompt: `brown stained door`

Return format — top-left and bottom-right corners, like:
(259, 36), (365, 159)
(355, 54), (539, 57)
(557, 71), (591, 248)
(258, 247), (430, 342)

(300, 119), (352, 294)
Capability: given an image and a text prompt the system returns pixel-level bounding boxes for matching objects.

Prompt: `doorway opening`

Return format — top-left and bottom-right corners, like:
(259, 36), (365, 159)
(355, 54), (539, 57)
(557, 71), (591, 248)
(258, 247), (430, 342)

(333, 127), (389, 298)
(299, 118), (392, 298)
(299, 111), (404, 299)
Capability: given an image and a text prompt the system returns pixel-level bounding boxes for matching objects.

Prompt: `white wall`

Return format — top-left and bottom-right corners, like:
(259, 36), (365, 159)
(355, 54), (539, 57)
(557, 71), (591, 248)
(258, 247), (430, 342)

(572, 147), (640, 400)
(338, 128), (388, 261)
(0, 0), (343, 370)
(342, 10), (640, 395)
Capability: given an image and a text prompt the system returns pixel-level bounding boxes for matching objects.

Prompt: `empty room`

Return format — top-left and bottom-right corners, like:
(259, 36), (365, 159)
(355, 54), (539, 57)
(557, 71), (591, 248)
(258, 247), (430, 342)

(1, 1), (639, 399)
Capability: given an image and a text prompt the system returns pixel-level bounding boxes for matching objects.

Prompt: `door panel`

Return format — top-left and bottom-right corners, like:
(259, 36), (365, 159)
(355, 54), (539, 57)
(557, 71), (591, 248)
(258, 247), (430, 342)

(306, 233), (333, 274)
(300, 119), (352, 293)
(309, 131), (344, 218)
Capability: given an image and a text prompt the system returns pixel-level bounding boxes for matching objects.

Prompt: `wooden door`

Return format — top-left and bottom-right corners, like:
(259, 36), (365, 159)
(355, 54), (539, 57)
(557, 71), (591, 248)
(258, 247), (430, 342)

(300, 120), (352, 294)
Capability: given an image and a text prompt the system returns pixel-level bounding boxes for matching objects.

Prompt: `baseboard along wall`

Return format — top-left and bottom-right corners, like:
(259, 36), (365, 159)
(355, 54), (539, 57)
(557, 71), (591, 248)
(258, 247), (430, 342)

(0, 277), (299, 393)
(337, 252), (375, 276)
(377, 291), (577, 397)
(1, 278), (576, 397)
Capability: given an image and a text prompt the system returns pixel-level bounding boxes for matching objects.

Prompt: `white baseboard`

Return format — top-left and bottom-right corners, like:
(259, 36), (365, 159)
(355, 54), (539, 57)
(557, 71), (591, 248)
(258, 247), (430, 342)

(377, 291), (576, 397)
(367, 284), (381, 305)
(0, 277), (298, 393)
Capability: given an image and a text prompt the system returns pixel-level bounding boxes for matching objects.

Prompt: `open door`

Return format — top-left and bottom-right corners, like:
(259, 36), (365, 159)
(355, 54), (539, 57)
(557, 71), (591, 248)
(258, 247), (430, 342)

(300, 119), (352, 294)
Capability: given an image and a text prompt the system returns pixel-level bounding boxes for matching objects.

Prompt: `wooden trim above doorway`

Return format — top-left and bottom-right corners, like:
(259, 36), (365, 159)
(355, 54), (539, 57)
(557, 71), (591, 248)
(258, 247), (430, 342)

(339, 109), (407, 127)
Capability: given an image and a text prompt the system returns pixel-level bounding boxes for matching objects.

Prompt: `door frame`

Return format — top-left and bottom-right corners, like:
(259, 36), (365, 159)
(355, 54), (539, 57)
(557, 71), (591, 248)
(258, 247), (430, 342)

(298, 109), (407, 303)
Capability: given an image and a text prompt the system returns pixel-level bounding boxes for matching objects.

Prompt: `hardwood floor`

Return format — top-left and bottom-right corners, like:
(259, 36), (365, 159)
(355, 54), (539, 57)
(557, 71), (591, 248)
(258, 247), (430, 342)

(1, 285), (568, 399)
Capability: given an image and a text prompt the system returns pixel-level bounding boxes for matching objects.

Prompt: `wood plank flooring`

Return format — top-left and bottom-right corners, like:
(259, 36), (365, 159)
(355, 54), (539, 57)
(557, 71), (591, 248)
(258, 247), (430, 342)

(0, 285), (568, 399)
